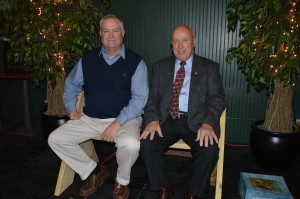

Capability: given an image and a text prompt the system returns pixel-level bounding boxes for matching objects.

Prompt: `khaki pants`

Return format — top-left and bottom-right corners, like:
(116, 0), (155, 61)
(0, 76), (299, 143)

(48, 113), (142, 186)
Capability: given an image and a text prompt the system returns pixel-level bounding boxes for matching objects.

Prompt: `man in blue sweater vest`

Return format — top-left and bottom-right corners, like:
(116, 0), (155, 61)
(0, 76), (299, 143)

(48, 14), (149, 199)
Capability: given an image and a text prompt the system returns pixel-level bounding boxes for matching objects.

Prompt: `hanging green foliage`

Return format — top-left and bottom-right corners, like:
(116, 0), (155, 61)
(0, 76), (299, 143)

(226, 0), (300, 94)
(1, 0), (110, 87)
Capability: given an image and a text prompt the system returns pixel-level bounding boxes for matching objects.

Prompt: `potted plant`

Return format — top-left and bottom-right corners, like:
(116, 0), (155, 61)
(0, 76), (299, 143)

(226, 0), (300, 170)
(1, 0), (109, 138)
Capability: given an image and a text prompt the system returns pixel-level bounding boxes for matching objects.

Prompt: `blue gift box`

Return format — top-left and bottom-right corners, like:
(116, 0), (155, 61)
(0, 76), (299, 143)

(239, 172), (294, 199)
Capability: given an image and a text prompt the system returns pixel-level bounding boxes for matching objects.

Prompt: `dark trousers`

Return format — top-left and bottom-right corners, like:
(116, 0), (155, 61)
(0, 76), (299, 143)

(140, 116), (219, 197)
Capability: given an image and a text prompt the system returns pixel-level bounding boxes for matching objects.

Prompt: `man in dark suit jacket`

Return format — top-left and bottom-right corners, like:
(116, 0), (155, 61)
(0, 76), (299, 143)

(140, 25), (226, 199)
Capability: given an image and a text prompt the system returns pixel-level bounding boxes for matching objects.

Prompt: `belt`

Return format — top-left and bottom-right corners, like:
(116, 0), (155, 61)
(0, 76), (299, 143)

(174, 111), (188, 119)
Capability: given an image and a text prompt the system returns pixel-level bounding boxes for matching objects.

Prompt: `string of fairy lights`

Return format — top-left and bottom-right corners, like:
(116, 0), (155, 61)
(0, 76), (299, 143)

(28, 0), (73, 72)
(250, 1), (299, 86)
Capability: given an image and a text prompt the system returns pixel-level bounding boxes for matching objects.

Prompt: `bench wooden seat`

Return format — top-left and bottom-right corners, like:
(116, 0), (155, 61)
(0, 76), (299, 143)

(54, 92), (226, 199)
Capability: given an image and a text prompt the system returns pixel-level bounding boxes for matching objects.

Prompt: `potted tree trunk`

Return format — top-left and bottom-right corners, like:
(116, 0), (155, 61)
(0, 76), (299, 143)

(1, 0), (109, 139)
(226, 0), (300, 171)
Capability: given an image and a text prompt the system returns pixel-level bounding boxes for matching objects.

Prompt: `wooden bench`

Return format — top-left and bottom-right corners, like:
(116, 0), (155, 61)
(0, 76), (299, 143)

(54, 92), (226, 199)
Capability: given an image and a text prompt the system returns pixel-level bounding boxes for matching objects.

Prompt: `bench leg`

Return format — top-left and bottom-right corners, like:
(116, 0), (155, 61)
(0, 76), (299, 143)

(215, 148), (224, 199)
(54, 160), (75, 196)
(80, 140), (99, 163)
(54, 140), (99, 196)
(210, 166), (217, 186)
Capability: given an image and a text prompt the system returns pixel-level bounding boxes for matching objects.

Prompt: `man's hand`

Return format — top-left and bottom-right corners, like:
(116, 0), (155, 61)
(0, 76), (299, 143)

(101, 121), (121, 143)
(69, 110), (83, 120)
(140, 121), (163, 140)
(196, 123), (218, 147)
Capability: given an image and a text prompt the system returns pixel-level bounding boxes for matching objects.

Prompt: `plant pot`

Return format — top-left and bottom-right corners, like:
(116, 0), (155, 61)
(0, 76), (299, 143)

(250, 120), (300, 171)
(41, 113), (69, 141)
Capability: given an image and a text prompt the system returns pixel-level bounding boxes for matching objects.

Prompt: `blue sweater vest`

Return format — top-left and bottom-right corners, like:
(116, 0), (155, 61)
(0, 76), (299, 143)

(82, 47), (141, 118)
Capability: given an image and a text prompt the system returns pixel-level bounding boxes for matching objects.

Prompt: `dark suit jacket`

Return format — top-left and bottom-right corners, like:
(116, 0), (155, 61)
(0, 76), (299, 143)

(143, 54), (226, 137)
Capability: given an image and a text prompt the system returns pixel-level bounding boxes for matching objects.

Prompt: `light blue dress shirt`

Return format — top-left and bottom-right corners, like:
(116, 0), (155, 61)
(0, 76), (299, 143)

(174, 56), (193, 113)
(63, 44), (149, 125)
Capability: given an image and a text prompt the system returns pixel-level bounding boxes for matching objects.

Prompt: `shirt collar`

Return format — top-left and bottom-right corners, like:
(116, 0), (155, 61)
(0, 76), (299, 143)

(99, 44), (126, 60)
(175, 55), (193, 67)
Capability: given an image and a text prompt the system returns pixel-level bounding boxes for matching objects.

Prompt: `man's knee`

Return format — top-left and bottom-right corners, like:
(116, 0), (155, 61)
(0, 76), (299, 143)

(205, 144), (219, 158)
(47, 128), (65, 148)
(140, 138), (151, 149)
(140, 139), (157, 158)
(120, 136), (140, 153)
(47, 131), (58, 148)
(193, 144), (219, 159)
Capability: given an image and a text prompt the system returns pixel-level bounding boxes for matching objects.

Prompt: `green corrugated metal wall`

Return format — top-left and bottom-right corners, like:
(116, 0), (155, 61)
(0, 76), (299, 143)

(0, 0), (299, 144)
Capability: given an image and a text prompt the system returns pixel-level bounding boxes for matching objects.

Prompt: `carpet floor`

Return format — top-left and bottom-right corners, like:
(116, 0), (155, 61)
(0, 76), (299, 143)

(0, 125), (299, 199)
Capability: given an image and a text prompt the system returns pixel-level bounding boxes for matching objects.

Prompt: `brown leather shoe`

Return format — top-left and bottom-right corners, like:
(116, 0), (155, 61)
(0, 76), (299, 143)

(158, 184), (173, 199)
(80, 165), (108, 197)
(184, 190), (200, 199)
(113, 181), (129, 199)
